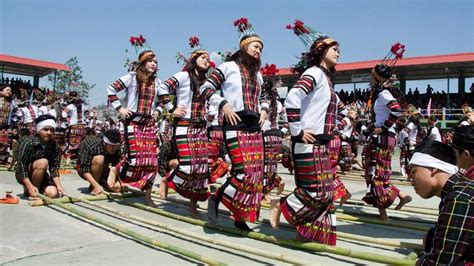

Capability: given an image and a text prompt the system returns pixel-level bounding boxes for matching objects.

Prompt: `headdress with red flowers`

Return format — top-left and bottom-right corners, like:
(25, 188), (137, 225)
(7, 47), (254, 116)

(234, 17), (262, 47)
(129, 34), (152, 54)
(371, 42), (406, 83)
(286, 19), (331, 49)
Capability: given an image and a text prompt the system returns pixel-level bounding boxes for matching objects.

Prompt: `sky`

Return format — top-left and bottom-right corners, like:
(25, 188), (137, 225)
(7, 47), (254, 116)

(1, 0), (473, 106)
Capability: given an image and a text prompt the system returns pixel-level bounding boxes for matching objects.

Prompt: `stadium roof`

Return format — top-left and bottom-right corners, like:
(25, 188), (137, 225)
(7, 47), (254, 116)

(0, 54), (70, 77)
(272, 52), (474, 84)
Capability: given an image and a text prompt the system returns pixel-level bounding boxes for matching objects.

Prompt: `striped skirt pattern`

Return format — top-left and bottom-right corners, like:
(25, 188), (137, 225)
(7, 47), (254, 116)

(262, 129), (282, 194)
(167, 125), (210, 201)
(363, 134), (400, 208)
(329, 136), (347, 201)
(280, 142), (337, 245)
(208, 128), (228, 183)
(218, 130), (264, 223)
(119, 120), (158, 191)
(338, 144), (354, 172)
(0, 129), (9, 165)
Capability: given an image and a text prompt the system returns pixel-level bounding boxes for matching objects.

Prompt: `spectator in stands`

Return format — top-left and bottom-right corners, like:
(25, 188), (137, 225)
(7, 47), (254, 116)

(426, 84), (433, 95)
(414, 87), (420, 98)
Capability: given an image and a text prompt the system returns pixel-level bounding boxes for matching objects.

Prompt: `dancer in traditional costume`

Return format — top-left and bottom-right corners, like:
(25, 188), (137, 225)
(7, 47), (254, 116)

(363, 43), (412, 220)
(426, 115), (444, 143)
(202, 18), (268, 231)
(63, 91), (87, 163)
(17, 89), (39, 134)
(458, 104), (474, 126)
(338, 108), (358, 173)
(260, 65), (288, 204)
(331, 99), (351, 205)
(107, 35), (160, 207)
(0, 85), (15, 166)
(270, 20), (341, 245)
(157, 36), (212, 218)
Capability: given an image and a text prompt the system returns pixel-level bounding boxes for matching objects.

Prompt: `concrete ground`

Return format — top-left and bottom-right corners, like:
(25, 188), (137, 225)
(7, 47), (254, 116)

(0, 147), (439, 265)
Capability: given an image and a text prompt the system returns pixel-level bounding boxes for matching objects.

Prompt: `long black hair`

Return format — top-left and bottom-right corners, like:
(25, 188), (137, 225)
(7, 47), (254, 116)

(292, 38), (338, 81)
(228, 36), (262, 76)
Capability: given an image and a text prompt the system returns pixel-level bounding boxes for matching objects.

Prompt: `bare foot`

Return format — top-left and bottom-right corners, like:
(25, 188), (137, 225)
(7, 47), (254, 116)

(269, 199), (281, 229)
(159, 179), (168, 200)
(276, 181), (285, 195)
(378, 208), (388, 221)
(395, 195), (412, 210)
(145, 198), (157, 208)
(189, 200), (200, 219)
(263, 193), (271, 204)
(339, 191), (352, 206)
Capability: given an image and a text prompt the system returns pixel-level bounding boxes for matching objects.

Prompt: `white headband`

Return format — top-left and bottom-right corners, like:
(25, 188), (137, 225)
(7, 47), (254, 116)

(36, 119), (56, 132)
(103, 135), (120, 146)
(409, 152), (459, 175)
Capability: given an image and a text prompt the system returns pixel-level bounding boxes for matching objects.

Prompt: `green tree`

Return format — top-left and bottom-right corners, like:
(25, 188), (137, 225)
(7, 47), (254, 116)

(47, 57), (95, 102)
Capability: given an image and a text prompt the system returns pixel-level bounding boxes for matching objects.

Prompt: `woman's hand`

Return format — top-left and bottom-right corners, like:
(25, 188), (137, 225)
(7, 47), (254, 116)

(118, 107), (132, 119)
(222, 103), (241, 126)
(259, 110), (268, 128)
(172, 106), (187, 118)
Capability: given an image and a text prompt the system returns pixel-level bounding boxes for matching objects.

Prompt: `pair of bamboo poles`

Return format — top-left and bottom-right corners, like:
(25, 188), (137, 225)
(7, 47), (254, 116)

(35, 192), (418, 265)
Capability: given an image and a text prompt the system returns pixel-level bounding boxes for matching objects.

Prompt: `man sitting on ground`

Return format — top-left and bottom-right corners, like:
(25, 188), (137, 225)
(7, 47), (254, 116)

(76, 129), (122, 195)
(16, 114), (64, 198)
(409, 140), (473, 265)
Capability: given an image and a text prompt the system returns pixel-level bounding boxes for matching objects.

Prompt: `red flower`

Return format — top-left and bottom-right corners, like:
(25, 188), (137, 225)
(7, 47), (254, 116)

(188, 36), (200, 48)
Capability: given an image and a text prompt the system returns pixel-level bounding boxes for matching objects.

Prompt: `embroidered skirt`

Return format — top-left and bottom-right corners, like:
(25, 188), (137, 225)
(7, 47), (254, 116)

(280, 142), (337, 245)
(280, 143), (336, 245)
(362, 134), (400, 208)
(167, 122), (210, 201)
(329, 135), (347, 201)
(0, 128), (9, 165)
(208, 127), (228, 183)
(217, 129), (264, 223)
(262, 129), (282, 194)
(118, 119), (158, 191)
(338, 143), (354, 172)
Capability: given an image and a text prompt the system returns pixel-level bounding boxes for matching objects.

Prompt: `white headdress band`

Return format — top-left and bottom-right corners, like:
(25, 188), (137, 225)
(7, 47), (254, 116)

(103, 135), (120, 146)
(409, 152), (458, 175)
(36, 119), (56, 132)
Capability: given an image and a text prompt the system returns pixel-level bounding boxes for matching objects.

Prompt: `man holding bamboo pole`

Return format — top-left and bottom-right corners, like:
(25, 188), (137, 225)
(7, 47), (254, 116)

(16, 114), (64, 199)
(76, 129), (122, 195)
(409, 140), (473, 265)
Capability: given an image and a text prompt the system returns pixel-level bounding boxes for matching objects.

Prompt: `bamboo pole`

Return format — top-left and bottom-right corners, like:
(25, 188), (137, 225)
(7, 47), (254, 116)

(157, 194), (430, 232)
(335, 213), (430, 232)
(405, 252), (419, 260)
(259, 218), (423, 251)
(340, 199), (439, 214)
(36, 194), (226, 266)
(258, 202), (436, 225)
(152, 195), (424, 250)
(272, 191), (439, 216)
(69, 193), (309, 265)
(110, 195), (416, 265)
(29, 192), (138, 207)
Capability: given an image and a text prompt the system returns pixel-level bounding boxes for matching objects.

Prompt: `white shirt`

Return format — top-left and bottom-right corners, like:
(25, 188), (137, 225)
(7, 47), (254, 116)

(285, 66), (335, 137)
(200, 61), (267, 114)
(107, 72), (162, 114)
